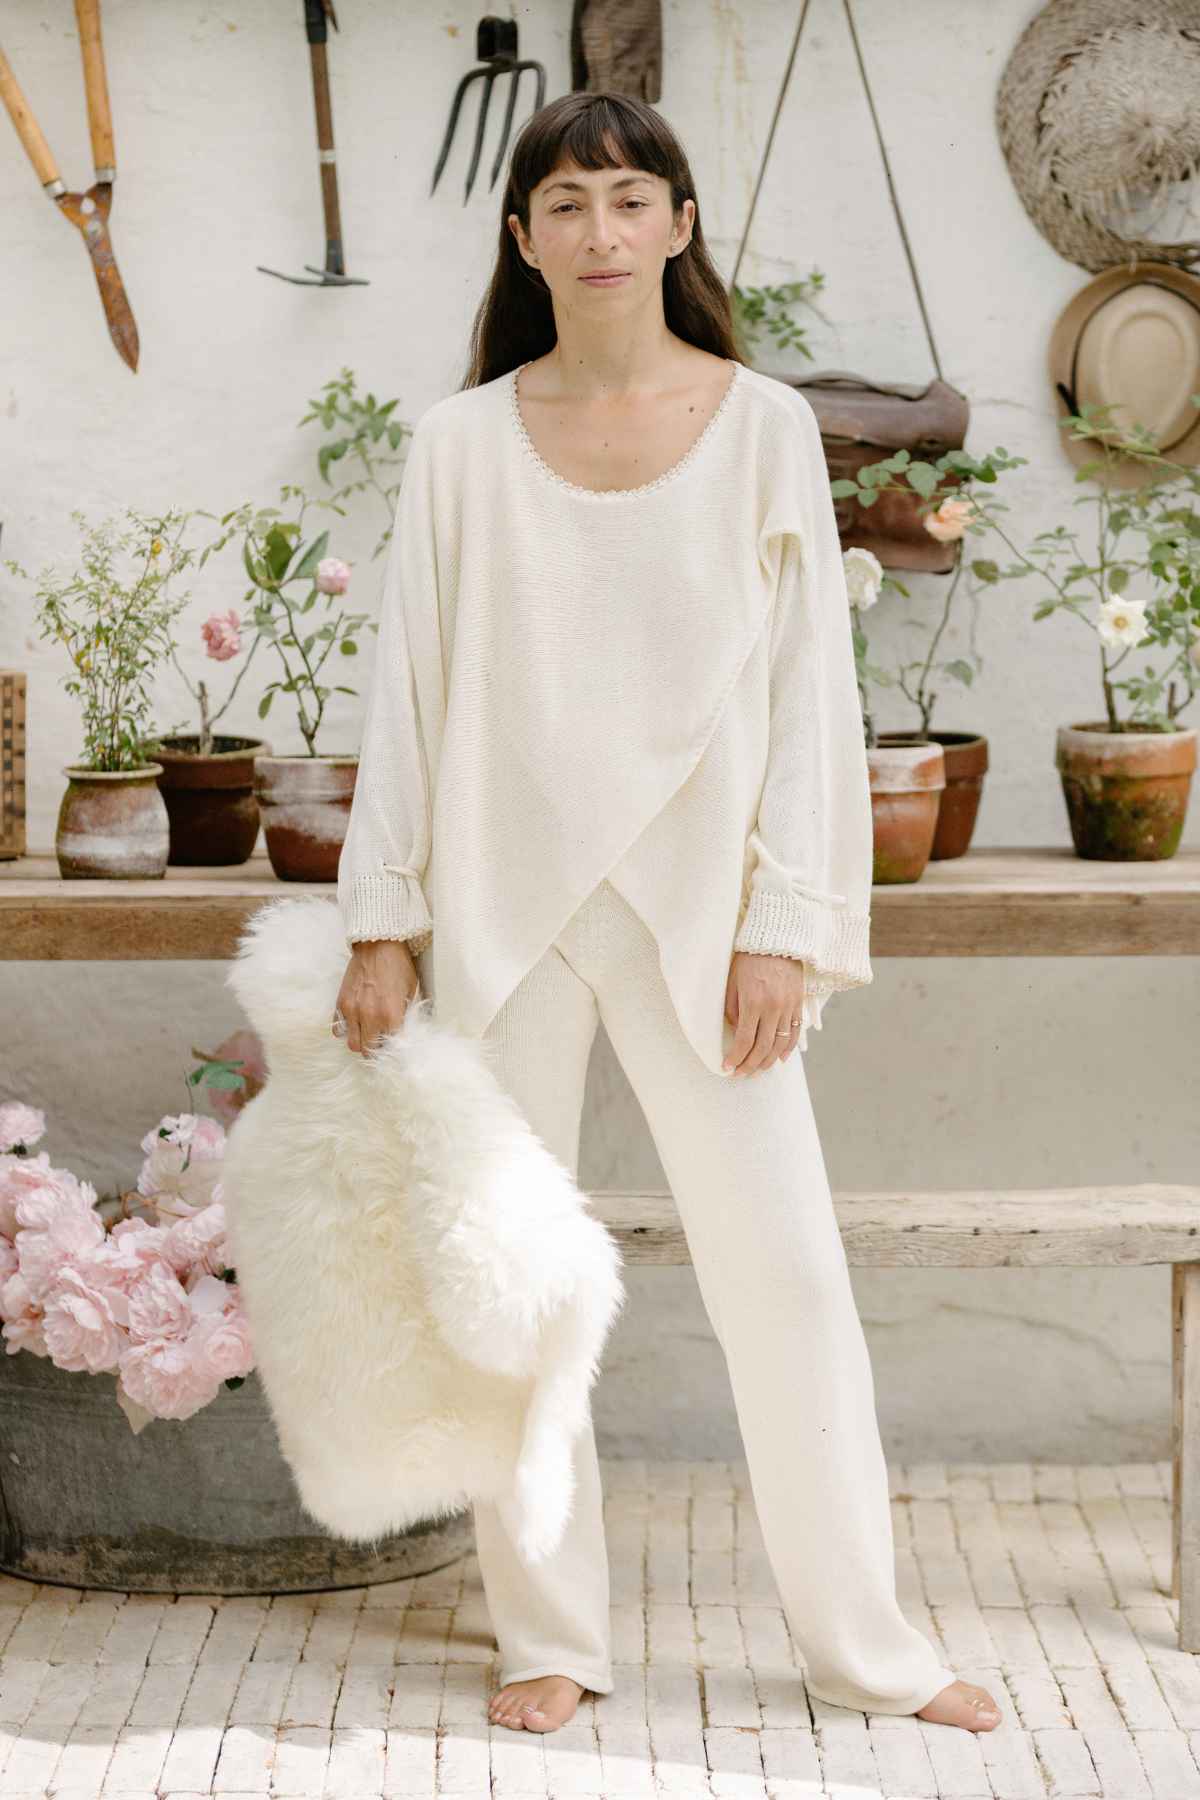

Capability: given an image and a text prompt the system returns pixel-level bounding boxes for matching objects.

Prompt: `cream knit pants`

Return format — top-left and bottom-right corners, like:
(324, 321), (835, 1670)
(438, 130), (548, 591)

(418, 877), (956, 1716)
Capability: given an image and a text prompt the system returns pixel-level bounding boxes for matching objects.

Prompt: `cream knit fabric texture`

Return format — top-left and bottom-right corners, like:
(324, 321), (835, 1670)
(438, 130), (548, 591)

(336, 357), (874, 1077)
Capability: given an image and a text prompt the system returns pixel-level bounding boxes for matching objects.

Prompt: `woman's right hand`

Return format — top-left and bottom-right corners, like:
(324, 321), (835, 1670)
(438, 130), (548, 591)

(334, 939), (422, 1055)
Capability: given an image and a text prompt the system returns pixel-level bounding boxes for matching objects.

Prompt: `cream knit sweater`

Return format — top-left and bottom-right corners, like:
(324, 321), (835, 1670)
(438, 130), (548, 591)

(336, 358), (874, 1077)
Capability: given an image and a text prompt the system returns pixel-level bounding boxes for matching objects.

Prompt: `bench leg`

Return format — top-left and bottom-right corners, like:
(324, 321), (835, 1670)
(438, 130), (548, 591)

(1172, 1263), (1200, 1648)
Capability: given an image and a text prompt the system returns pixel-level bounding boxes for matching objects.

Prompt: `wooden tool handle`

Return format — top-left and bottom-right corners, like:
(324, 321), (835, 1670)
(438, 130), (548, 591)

(74, 0), (114, 176)
(0, 47), (61, 188)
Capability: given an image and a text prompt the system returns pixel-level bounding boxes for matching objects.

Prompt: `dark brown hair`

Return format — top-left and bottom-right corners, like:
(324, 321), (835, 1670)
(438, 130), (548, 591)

(460, 92), (742, 389)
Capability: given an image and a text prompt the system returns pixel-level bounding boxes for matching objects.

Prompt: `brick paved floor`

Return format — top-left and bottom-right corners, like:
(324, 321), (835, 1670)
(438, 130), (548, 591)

(0, 1458), (1193, 1798)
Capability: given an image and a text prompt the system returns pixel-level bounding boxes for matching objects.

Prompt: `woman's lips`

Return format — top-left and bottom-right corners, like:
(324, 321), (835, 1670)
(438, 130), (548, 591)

(580, 272), (630, 285)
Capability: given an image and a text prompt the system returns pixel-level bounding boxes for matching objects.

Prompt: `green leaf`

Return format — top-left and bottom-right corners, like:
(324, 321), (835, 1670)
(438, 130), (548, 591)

(1107, 567), (1130, 593)
(970, 559), (1000, 583)
(291, 530), (330, 584)
(257, 690), (274, 718)
(264, 525), (294, 583)
(829, 479), (860, 499)
(1033, 601), (1055, 620)
(339, 637), (358, 654)
(905, 462), (940, 499)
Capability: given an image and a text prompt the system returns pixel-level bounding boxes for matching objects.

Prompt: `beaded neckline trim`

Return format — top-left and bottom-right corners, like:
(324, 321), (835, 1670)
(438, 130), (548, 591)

(509, 358), (743, 501)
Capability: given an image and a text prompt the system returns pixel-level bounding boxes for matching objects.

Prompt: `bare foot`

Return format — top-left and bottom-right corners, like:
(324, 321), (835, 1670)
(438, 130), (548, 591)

(917, 1678), (1002, 1731)
(487, 1673), (585, 1732)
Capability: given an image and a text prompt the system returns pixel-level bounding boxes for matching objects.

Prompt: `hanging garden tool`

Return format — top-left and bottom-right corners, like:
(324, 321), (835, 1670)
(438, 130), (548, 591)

(431, 16), (546, 203)
(258, 0), (367, 287)
(0, 0), (139, 372)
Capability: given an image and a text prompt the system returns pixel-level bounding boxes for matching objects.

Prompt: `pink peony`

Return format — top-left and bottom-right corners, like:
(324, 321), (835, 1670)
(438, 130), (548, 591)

(137, 1113), (226, 1215)
(41, 1268), (124, 1373)
(315, 556), (351, 595)
(118, 1338), (222, 1421)
(201, 609), (243, 662)
(923, 496), (975, 543)
(0, 1103), (46, 1153)
(126, 1261), (192, 1344)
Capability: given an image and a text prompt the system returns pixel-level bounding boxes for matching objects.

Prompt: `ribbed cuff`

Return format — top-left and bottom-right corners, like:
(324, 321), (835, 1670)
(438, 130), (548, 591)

(733, 887), (872, 991)
(343, 869), (433, 953)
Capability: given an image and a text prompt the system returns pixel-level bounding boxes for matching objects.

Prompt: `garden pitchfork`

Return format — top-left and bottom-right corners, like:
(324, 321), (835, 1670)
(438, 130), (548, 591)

(0, 0), (139, 371)
(431, 16), (546, 203)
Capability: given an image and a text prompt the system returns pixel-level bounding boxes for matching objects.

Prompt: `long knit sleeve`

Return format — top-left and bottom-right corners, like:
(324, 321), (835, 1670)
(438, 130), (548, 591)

(732, 391), (874, 1038)
(336, 419), (442, 953)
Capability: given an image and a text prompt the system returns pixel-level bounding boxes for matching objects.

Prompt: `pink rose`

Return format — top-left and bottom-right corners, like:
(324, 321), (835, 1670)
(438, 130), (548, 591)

(2, 1302), (47, 1358)
(203, 1029), (267, 1126)
(201, 609), (243, 662)
(923, 496), (975, 543)
(315, 556), (351, 595)
(0, 1154), (94, 1238)
(14, 1203), (106, 1305)
(137, 1113), (226, 1214)
(126, 1261), (192, 1344)
(162, 1203), (228, 1279)
(41, 1268), (124, 1374)
(118, 1339), (221, 1421)
(0, 1104), (46, 1153)
(189, 1299), (254, 1384)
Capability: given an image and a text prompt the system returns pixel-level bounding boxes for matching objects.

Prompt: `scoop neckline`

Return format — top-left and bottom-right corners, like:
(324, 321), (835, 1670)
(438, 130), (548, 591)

(509, 358), (743, 501)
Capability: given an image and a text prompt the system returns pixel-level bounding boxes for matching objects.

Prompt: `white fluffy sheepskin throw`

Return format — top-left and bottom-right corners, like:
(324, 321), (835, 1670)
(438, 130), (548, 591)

(221, 895), (624, 1566)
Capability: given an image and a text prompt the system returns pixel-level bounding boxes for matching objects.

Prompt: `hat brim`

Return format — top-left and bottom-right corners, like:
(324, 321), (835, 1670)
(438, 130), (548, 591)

(1048, 261), (1200, 484)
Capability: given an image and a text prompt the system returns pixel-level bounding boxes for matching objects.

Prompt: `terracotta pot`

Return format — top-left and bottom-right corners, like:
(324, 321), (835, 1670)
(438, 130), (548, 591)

(153, 735), (269, 867)
(1056, 721), (1197, 861)
(55, 764), (169, 880)
(867, 739), (946, 883)
(928, 730), (989, 859)
(255, 754), (358, 882)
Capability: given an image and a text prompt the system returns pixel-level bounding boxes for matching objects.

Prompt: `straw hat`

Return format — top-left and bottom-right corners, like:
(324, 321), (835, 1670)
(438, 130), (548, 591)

(1048, 260), (1200, 484)
(996, 0), (1200, 273)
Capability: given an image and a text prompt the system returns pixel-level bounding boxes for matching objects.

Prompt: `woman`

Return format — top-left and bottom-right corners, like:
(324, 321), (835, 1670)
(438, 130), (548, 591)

(334, 91), (1002, 1739)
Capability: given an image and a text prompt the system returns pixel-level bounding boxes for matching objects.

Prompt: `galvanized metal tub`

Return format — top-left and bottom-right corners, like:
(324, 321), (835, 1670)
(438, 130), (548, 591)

(0, 1352), (473, 1594)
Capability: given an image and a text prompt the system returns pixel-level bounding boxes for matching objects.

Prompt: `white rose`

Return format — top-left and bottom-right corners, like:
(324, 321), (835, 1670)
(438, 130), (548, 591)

(1097, 596), (1148, 649)
(843, 546), (884, 611)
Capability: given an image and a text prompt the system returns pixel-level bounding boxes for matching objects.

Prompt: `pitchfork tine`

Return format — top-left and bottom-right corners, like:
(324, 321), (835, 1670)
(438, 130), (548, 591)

(430, 65), (489, 197)
(487, 60), (547, 192)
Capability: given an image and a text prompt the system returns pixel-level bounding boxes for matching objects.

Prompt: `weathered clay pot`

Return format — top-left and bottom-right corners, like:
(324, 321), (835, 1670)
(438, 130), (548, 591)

(255, 754), (358, 882)
(876, 730), (988, 860)
(0, 1351), (473, 1595)
(928, 730), (989, 859)
(867, 739), (946, 883)
(154, 735), (269, 867)
(55, 764), (169, 880)
(1056, 721), (1197, 861)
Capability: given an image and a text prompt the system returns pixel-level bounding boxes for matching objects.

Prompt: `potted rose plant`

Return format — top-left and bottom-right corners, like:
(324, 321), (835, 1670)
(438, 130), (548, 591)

(148, 594), (271, 867)
(4, 509), (194, 879)
(844, 546), (945, 882)
(204, 484), (368, 881)
(845, 403), (1200, 859)
(831, 445), (1026, 857)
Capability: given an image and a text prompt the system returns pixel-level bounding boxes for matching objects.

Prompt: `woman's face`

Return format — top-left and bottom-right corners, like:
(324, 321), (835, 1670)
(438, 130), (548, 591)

(509, 160), (695, 306)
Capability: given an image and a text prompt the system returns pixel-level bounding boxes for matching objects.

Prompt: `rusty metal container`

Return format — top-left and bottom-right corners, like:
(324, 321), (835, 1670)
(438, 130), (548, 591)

(0, 1352), (472, 1594)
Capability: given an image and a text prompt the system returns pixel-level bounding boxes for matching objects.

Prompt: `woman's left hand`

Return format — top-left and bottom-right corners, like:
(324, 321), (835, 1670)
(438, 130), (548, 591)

(722, 952), (807, 1076)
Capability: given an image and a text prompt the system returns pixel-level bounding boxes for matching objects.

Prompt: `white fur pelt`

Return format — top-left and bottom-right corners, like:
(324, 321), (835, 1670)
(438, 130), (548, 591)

(221, 895), (624, 1566)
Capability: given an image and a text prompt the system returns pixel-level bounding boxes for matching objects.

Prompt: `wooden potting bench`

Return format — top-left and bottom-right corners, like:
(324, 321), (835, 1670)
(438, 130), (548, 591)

(3, 845), (1200, 1643)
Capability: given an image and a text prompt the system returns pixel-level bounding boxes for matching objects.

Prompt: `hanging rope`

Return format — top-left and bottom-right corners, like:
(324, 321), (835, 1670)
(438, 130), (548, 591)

(841, 0), (944, 380)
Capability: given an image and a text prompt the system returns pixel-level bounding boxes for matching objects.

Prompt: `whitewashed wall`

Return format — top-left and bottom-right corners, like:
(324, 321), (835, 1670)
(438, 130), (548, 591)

(2, 0), (1197, 1463)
